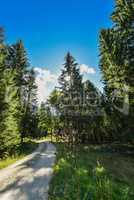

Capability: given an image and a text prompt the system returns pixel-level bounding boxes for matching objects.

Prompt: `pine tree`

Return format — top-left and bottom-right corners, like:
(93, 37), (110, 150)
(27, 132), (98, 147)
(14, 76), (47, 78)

(8, 40), (28, 103)
(8, 41), (38, 143)
(21, 68), (37, 140)
(49, 89), (61, 113)
(38, 103), (52, 136)
(0, 30), (38, 156)
(2, 68), (21, 153)
(112, 0), (134, 138)
(81, 80), (103, 143)
(99, 0), (134, 141)
(1, 40), (28, 153)
(0, 28), (6, 120)
(58, 52), (84, 144)
(0, 28), (8, 156)
(59, 52), (83, 116)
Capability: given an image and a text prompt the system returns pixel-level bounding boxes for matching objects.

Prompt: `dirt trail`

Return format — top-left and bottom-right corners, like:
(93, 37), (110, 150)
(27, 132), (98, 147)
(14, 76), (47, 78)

(0, 142), (56, 200)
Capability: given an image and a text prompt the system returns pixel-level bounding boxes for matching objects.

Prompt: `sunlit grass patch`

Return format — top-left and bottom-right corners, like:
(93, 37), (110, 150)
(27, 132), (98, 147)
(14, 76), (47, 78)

(0, 138), (39, 169)
(0, 156), (23, 169)
(49, 143), (134, 200)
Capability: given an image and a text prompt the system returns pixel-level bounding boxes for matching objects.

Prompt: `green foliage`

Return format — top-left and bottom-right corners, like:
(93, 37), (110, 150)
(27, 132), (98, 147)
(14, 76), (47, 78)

(49, 89), (62, 114)
(37, 103), (52, 135)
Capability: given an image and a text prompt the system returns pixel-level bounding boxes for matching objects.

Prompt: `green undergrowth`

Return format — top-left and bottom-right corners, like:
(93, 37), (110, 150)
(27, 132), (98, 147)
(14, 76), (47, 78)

(49, 143), (134, 200)
(0, 138), (39, 169)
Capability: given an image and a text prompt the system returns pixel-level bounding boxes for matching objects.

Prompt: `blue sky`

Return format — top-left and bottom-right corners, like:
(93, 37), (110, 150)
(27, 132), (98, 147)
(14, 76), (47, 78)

(0, 0), (114, 102)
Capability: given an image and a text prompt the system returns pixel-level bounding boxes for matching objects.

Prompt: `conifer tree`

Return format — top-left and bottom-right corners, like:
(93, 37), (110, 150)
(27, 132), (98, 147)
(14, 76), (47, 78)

(5, 40), (29, 143)
(59, 52), (83, 116)
(58, 53), (88, 144)
(0, 29), (38, 157)
(112, 0), (134, 137)
(99, 0), (134, 141)
(0, 28), (8, 156)
(37, 103), (52, 135)
(21, 68), (37, 140)
(2, 68), (21, 153)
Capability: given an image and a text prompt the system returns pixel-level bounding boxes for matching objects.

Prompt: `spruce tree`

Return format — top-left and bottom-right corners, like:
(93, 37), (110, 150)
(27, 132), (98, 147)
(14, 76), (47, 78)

(112, 0), (134, 138)
(59, 52), (83, 116)
(58, 52), (84, 143)
(99, 0), (134, 141)
(38, 103), (51, 136)
(0, 28), (7, 156)
(21, 68), (37, 140)
(1, 40), (28, 152)
(2, 68), (21, 153)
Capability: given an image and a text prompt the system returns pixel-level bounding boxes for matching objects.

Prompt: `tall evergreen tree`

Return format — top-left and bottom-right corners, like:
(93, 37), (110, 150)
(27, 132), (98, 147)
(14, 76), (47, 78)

(6, 40), (29, 143)
(99, 0), (134, 141)
(112, 0), (134, 137)
(0, 30), (38, 157)
(21, 68), (37, 140)
(0, 28), (8, 156)
(37, 103), (52, 135)
(59, 52), (83, 116)
(3, 68), (21, 152)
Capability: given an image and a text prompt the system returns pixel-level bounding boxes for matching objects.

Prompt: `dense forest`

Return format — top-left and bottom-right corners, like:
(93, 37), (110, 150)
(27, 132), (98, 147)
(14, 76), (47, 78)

(49, 0), (134, 145)
(0, 29), (38, 158)
(0, 0), (133, 160)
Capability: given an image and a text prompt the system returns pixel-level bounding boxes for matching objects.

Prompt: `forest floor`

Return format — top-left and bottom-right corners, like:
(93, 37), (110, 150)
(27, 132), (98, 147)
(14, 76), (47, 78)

(0, 142), (56, 200)
(49, 142), (134, 200)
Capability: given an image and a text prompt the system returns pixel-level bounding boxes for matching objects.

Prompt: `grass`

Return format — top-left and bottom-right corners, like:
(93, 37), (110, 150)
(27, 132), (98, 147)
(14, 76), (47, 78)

(0, 138), (39, 169)
(49, 143), (134, 200)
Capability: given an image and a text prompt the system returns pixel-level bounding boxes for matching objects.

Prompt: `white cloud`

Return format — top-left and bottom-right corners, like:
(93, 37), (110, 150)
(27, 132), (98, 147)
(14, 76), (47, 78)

(80, 64), (96, 74)
(34, 67), (58, 104)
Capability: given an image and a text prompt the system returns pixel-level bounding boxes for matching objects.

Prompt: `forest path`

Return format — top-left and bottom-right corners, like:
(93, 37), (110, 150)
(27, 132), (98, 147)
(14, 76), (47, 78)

(0, 142), (56, 200)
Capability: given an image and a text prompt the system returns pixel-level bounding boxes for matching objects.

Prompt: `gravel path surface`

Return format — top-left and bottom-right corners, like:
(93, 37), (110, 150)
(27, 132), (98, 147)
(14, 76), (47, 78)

(0, 142), (56, 200)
